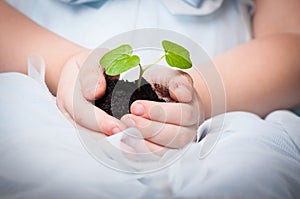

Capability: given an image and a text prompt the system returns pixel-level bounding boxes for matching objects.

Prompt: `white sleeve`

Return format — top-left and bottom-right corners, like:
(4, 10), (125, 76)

(169, 111), (300, 198)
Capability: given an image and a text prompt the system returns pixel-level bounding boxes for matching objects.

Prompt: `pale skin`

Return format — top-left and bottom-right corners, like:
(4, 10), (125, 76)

(1, 1), (300, 153)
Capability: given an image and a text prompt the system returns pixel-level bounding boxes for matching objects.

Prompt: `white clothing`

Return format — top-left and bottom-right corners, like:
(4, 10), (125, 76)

(1, 0), (300, 198)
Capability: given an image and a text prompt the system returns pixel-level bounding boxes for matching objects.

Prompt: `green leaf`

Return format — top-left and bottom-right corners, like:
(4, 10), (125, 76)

(105, 55), (140, 76)
(99, 44), (140, 76)
(162, 40), (192, 69)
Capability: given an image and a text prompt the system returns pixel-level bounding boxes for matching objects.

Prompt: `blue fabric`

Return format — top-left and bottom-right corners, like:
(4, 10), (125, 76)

(59, 0), (108, 8)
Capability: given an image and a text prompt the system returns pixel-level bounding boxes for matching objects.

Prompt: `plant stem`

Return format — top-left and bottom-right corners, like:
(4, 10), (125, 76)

(143, 54), (165, 72)
(137, 54), (165, 89)
(138, 63), (143, 89)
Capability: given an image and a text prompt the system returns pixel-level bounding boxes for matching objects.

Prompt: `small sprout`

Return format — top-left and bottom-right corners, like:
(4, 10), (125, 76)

(100, 40), (192, 87)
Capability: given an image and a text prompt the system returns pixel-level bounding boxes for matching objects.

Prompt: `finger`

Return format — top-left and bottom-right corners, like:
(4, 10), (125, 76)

(169, 71), (194, 103)
(65, 85), (127, 135)
(121, 114), (197, 149)
(130, 100), (199, 126)
(121, 134), (168, 157)
(143, 140), (169, 156)
(144, 69), (193, 103)
(79, 48), (108, 101)
(57, 101), (108, 138)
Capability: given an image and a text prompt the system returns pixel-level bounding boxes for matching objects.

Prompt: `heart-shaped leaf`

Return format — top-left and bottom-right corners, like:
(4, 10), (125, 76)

(100, 44), (140, 76)
(162, 40), (192, 69)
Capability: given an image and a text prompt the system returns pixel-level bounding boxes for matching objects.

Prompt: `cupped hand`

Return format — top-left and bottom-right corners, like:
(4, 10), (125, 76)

(121, 67), (204, 154)
(56, 49), (126, 135)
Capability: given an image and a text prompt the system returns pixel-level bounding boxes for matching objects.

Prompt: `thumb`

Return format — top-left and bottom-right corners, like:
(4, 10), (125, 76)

(79, 48), (108, 101)
(169, 72), (193, 103)
(81, 68), (107, 101)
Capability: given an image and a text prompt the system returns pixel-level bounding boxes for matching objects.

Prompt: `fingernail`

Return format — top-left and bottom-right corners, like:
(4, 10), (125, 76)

(132, 103), (144, 115)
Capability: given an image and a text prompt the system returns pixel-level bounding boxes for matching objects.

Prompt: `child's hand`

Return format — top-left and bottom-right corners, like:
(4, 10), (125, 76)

(56, 49), (126, 135)
(121, 68), (204, 153)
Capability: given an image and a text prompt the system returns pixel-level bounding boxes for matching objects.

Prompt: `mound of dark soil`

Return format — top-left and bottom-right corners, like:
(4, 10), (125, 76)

(95, 77), (165, 119)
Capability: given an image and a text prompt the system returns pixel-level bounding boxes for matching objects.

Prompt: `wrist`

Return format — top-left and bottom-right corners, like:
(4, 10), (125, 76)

(45, 44), (88, 95)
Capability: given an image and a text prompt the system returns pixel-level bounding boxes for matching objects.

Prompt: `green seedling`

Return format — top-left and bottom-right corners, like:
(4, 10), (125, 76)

(100, 40), (192, 88)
